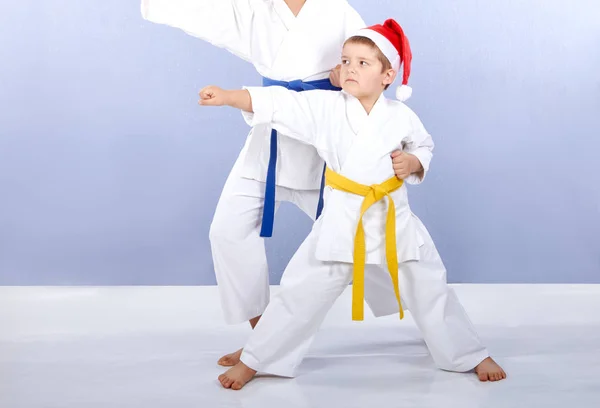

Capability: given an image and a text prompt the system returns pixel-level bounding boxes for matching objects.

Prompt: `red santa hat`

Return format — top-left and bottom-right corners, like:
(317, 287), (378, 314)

(351, 19), (413, 101)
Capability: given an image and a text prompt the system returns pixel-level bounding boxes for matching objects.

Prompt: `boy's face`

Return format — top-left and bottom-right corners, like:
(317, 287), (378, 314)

(340, 42), (396, 99)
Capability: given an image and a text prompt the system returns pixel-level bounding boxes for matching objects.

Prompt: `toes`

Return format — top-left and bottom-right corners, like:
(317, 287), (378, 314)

(218, 374), (227, 387)
(219, 373), (234, 389)
(231, 381), (244, 390)
(478, 371), (489, 382)
(219, 355), (240, 367)
(218, 351), (242, 367)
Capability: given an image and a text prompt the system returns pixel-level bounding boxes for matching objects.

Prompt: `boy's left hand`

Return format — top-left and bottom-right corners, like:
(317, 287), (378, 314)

(391, 150), (421, 179)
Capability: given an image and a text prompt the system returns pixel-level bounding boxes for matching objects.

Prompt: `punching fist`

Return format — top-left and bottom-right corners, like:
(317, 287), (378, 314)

(199, 86), (230, 106)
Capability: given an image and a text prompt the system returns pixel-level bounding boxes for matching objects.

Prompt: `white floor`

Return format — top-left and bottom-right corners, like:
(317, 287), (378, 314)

(1, 285), (600, 408)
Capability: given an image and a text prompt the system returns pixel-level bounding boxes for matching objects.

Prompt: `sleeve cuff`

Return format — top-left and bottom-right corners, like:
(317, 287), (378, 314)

(404, 148), (432, 185)
(240, 86), (275, 127)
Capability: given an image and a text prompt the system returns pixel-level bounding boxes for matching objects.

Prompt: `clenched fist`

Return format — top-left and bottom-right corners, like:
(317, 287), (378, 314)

(198, 86), (230, 106)
(391, 150), (422, 180)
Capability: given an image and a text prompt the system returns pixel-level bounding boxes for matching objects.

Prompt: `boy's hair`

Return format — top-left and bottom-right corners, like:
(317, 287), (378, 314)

(344, 36), (393, 90)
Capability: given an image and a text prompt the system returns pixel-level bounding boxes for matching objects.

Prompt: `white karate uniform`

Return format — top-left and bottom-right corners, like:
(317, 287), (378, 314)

(237, 87), (489, 376)
(142, 1), (391, 323)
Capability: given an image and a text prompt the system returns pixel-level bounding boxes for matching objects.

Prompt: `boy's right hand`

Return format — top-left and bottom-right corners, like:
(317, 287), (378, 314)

(199, 86), (229, 106)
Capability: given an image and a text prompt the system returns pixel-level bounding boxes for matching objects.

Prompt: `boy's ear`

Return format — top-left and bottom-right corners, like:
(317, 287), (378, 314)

(383, 69), (397, 86)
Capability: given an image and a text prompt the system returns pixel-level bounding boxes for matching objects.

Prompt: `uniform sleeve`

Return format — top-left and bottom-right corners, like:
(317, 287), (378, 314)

(241, 87), (332, 149)
(141, 0), (253, 61)
(402, 112), (435, 185)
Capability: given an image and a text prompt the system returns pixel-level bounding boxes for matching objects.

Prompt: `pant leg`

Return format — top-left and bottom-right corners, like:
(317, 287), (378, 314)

(397, 219), (489, 372)
(290, 187), (322, 222)
(240, 225), (354, 377)
(209, 152), (293, 325)
(363, 266), (409, 317)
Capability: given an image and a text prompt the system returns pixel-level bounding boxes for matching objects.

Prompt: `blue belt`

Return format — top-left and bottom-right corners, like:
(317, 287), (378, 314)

(260, 77), (341, 237)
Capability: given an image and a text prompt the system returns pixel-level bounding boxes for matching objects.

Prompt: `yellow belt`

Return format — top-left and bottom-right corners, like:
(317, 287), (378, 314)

(325, 167), (404, 321)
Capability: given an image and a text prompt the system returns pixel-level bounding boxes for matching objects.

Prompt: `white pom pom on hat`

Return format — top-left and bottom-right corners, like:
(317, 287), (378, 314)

(396, 85), (412, 102)
(352, 19), (413, 101)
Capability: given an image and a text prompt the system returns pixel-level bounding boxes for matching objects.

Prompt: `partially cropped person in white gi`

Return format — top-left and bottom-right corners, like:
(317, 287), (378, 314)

(142, 0), (409, 366)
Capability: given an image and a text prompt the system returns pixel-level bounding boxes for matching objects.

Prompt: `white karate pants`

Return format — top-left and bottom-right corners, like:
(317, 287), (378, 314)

(239, 218), (489, 377)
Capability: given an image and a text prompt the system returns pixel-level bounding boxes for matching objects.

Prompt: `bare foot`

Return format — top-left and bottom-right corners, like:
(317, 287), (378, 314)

(218, 348), (243, 367)
(218, 362), (257, 390)
(475, 357), (507, 382)
(217, 316), (260, 367)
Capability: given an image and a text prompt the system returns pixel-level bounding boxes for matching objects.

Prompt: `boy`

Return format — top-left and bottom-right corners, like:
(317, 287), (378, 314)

(200, 19), (507, 389)
(142, 0), (407, 366)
